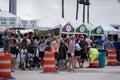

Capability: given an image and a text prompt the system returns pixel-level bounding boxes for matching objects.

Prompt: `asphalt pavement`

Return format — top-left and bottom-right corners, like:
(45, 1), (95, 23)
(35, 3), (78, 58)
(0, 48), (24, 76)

(2, 62), (120, 80)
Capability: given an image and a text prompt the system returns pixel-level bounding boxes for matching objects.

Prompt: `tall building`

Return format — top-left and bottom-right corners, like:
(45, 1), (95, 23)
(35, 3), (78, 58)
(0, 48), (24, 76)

(9, 0), (17, 15)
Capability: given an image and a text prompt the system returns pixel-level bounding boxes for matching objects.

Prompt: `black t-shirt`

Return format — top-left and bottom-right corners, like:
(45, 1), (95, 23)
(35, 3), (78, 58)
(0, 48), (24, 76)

(79, 40), (86, 54)
(28, 45), (35, 53)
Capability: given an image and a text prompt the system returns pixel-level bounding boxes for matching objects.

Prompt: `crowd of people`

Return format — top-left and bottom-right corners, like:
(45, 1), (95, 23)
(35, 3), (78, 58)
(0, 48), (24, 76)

(1, 29), (120, 72)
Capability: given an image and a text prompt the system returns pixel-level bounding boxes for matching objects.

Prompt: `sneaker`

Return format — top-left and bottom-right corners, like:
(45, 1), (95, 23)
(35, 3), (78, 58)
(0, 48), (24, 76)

(25, 66), (29, 68)
(21, 68), (25, 71)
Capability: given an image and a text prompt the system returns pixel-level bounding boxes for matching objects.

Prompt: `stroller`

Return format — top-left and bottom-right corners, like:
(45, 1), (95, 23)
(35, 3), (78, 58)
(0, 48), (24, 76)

(32, 49), (41, 69)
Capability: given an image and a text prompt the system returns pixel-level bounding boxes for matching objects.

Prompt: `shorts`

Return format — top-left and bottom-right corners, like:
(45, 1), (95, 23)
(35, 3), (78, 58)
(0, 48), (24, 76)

(39, 51), (44, 58)
(80, 53), (87, 59)
(75, 51), (80, 56)
(55, 52), (59, 60)
(67, 53), (74, 57)
(28, 53), (35, 61)
(59, 60), (66, 64)
(11, 54), (16, 58)
(20, 55), (26, 64)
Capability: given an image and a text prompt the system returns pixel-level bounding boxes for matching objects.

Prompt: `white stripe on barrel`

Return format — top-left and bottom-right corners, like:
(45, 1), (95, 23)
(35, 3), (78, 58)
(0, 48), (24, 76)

(44, 58), (54, 60)
(0, 60), (11, 64)
(0, 69), (11, 72)
(107, 60), (116, 62)
(108, 54), (116, 56)
(44, 65), (55, 67)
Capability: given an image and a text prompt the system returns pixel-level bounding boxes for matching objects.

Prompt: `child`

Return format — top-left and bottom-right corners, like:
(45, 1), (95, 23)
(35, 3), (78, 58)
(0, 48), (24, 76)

(20, 49), (26, 70)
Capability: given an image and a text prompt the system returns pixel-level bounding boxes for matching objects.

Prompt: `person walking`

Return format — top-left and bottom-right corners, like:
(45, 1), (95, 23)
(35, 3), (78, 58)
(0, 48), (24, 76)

(114, 38), (120, 65)
(78, 35), (88, 68)
(67, 35), (76, 72)
(74, 39), (81, 68)
(58, 42), (66, 71)
(51, 36), (59, 69)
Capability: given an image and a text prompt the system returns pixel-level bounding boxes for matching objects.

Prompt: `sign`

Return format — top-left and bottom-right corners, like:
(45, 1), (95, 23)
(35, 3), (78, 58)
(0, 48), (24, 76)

(62, 23), (74, 33)
(80, 25), (85, 33)
(0, 17), (17, 27)
(76, 24), (88, 34)
(66, 24), (72, 32)
(91, 26), (104, 35)
(96, 27), (102, 34)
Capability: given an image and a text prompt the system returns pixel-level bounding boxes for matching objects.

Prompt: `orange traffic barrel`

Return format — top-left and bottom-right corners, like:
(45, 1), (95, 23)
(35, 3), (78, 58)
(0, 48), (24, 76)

(0, 52), (12, 78)
(107, 49), (117, 66)
(43, 50), (56, 72)
(89, 57), (99, 68)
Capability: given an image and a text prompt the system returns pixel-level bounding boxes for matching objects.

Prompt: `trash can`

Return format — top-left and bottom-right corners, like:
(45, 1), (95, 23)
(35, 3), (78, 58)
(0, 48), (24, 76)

(98, 49), (106, 68)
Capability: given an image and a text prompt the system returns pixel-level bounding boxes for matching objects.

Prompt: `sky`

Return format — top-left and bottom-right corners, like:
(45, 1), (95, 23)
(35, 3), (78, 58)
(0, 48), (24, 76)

(0, 0), (120, 27)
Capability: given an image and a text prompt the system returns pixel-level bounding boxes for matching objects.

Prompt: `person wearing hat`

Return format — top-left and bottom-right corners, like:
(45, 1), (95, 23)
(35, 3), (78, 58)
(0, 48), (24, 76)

(78, 35), (88, 68)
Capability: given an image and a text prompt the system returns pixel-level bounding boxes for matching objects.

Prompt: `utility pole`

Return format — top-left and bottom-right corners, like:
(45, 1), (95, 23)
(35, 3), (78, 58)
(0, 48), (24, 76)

(86, 0), (90, 23)
(87, 4), (89, 23)
(62, 0), (64, 18)
(76, 0), (79, 20)
(83, 4), (85, 23)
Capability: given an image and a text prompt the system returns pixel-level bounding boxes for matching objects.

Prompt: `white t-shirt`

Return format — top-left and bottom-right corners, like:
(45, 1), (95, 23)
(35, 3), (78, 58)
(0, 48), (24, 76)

(75, 42), (81, 51)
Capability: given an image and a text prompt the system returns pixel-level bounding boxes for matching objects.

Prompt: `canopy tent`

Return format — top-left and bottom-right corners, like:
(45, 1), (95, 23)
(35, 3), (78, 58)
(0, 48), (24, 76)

(0, 10), (18, 28)
(75, 23), (104, 36)
(91, 26), (104, 35)
(94, 22), (120, 34)
(59, 22), (105, 38)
